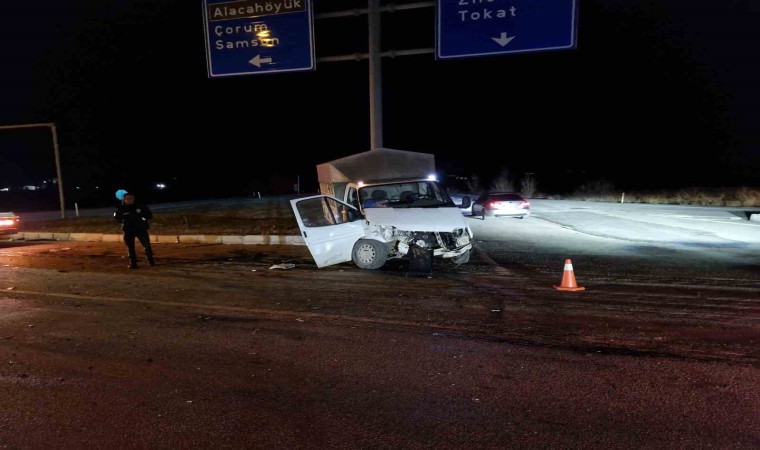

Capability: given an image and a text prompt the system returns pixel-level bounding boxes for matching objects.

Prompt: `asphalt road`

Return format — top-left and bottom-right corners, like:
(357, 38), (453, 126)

(470, 199), (760, 281)
(0, 234), (758, 448)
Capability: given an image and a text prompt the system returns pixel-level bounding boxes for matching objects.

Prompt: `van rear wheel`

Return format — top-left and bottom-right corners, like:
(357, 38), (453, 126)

(352, 239), (387, 270)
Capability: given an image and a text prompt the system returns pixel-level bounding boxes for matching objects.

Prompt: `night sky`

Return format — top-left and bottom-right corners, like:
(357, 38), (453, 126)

(1, 0), (758, 205)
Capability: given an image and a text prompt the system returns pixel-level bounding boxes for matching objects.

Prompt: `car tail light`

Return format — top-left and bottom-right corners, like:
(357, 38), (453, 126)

(519, 201), (530, 209)
(0, 219), (15, 227)
(489, 202), (500, 208)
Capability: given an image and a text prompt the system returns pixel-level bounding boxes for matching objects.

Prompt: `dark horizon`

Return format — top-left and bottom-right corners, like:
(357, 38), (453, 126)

(1, 0), (758, 206)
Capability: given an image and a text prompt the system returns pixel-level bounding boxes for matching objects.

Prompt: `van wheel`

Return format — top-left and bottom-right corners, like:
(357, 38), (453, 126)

(352, 239), (387, 270)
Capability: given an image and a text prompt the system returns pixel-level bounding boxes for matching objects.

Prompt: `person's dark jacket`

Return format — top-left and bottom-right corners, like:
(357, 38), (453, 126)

(114, 203), (153, 232)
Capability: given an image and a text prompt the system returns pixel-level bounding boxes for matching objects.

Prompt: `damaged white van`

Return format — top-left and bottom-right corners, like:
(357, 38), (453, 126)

(290, 178), (473, 269)
(290, 148), (474, 270)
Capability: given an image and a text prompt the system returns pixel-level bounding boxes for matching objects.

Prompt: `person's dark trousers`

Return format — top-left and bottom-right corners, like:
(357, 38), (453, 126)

(124, 229), (155, 268)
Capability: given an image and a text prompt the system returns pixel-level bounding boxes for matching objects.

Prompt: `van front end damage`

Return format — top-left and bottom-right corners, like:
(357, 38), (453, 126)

(291, 195), (474, 271)
(369, 225), (473, 260)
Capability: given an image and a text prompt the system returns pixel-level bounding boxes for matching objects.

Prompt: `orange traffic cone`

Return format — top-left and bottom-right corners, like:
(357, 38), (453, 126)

(554, 259), (586, 291)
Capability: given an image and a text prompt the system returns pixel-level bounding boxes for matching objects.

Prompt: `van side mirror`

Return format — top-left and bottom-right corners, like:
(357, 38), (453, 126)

(461, 196), (471, 208)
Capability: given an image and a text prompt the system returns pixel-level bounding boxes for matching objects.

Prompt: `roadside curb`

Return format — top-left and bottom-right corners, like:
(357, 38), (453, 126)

(7, 232), (306, 246)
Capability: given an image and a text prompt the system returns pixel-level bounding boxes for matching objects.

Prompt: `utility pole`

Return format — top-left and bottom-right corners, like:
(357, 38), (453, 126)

(0, 123), (67, 218)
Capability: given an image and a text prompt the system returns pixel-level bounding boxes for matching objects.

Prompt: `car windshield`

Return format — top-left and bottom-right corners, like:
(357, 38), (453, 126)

(359, 181), (456, 209)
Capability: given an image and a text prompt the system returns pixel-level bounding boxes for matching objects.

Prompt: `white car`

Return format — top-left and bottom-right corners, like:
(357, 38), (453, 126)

(472, 192), (531, 219)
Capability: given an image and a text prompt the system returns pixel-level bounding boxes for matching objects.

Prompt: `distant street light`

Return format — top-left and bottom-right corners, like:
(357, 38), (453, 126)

(0, 123), (67, 218)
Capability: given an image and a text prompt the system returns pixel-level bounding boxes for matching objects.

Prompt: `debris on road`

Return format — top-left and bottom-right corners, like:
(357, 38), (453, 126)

(269, 263), (295, 270)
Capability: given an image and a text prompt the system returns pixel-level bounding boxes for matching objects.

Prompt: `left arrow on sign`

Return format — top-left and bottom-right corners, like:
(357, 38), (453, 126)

(249, 55), (273, 68)
(492, 32), (516, 47)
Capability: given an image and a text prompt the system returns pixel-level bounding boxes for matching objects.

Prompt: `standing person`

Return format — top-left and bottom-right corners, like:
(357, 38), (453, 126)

(114, 192), (155, 269)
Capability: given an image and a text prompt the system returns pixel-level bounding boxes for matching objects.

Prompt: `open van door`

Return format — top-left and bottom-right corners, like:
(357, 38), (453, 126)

(290, 195), (366, 268)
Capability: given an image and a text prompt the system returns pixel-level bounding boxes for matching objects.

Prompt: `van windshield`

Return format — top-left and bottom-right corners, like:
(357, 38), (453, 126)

(358, 181), (456, 209)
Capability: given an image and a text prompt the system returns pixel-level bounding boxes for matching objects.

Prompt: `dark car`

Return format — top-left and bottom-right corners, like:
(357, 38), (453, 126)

(0, 212), (20, 235)
(472, 192), (530, 219)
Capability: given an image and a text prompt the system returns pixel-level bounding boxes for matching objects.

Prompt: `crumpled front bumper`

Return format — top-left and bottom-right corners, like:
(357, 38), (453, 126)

(433, 242), (472, 258)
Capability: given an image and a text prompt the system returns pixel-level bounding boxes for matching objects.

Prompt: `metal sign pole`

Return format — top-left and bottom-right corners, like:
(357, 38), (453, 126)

(0, 122), (67, 219)
(50, 124), (67, 219)
(316, 2), (435, 151)
(368, 0), (383, 150)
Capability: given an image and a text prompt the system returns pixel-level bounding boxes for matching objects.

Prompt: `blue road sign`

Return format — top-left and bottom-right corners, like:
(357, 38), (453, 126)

(436, 0), (577, 60)
(203, 0), (315, 77)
